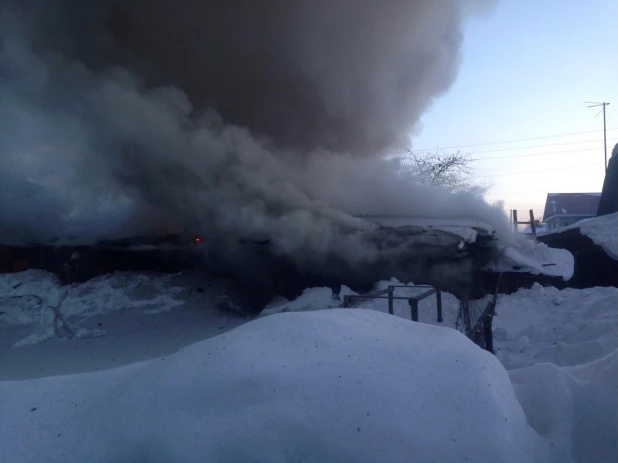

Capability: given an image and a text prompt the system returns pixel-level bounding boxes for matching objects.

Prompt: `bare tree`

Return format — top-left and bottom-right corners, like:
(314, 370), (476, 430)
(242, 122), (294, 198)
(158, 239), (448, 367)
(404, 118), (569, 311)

(401, 149), (474, 192)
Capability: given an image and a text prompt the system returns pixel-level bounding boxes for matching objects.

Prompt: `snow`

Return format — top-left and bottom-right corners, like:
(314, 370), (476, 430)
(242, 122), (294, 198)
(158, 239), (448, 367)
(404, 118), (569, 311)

(576, 212), (618, 260)
(486, 242), (574, 280)
(0, 309), (549, 463)
(491, 283), (618, 462)
(2, 264), (618, 461)
(544, 212), (618, 261)
(510, 352), (618, 463)
(0, 270), (185, 348)
(260, 278), (463, 330)
(255, 281), (618, 461)
(0, 270), (247, 379)
(260, 287), (338, 316)
(493, 283), (618, 370)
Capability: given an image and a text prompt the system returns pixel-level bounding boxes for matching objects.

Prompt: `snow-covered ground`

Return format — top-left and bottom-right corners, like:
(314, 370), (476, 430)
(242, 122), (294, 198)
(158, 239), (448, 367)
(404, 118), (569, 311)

(493, 284), (618, 369)
(0, 270), (247, 379)
(0, 310), (550, 463)
(1, 270), (618, 461)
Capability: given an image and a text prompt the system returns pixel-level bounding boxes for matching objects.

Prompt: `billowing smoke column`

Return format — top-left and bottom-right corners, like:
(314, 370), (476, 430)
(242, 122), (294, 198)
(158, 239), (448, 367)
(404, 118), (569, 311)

(0, 0), (504, 293)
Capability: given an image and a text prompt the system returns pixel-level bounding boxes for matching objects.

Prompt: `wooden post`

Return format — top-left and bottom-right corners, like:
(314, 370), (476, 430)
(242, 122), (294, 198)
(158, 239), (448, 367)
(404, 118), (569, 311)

(529, 209), (537, 236)
(409, 299), (419, 322)
(483, 313), (494, 353)
(484, 275), (502, 353)
(436, 289), (443, 323)
(512, 210), (518, 233)
(387, 287), (394, 315)
(462, 292), (472, 336)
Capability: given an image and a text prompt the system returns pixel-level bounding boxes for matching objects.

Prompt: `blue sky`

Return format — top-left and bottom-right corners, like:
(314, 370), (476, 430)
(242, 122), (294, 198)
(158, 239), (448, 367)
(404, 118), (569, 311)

(412, 0), (617, 219)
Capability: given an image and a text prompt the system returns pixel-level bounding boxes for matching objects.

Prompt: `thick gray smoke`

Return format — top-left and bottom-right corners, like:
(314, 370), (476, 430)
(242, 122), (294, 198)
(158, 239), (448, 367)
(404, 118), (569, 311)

(0, 0), (506, 280)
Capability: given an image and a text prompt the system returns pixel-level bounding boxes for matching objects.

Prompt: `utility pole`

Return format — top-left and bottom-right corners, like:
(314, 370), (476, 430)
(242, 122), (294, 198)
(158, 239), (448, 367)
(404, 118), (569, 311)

(585, 102), (610, 172)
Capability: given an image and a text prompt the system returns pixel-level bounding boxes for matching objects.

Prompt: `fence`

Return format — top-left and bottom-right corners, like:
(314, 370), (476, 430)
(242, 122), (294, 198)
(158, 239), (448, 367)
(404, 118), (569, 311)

(512, 209), (538, 236)
(342, 279), (502, 354)
(342, 284), (443, 323)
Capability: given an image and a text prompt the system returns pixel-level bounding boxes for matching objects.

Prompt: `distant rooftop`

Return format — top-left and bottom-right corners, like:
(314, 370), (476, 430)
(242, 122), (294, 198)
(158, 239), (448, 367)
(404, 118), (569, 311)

(543, 193), (601, 222)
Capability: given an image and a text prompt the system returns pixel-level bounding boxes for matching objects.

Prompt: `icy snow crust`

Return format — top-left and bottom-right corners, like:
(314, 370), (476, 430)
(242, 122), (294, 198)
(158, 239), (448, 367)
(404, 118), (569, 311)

(0, 310), (548, 463)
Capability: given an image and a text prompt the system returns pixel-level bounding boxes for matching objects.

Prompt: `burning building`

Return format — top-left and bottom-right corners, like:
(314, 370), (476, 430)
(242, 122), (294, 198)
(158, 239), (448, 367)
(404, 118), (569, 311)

(0, 1), (573, 307)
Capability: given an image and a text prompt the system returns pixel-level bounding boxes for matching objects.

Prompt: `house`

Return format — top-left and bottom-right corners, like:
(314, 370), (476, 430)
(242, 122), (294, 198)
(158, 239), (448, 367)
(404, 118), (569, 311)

(542, 193), (601, 231)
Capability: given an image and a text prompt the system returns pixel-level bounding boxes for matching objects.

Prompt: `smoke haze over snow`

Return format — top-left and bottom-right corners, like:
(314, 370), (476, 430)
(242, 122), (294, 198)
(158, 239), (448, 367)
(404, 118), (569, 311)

(0, 0), (505, 272)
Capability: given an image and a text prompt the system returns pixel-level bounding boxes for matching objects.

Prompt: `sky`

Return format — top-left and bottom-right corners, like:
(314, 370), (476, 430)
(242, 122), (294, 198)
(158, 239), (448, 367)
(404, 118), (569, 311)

(411, 0), (617, 221)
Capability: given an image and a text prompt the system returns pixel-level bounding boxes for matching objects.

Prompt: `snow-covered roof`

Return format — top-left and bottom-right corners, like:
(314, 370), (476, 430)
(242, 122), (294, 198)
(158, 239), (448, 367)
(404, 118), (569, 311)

(486, 243), (574, 280)
(558, 212), (618, 260)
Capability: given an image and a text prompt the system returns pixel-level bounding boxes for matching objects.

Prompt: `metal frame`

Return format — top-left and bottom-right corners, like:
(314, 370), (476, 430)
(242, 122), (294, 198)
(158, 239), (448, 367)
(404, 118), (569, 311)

(342, 278), (502, 355)
(342, 284), (443, 323)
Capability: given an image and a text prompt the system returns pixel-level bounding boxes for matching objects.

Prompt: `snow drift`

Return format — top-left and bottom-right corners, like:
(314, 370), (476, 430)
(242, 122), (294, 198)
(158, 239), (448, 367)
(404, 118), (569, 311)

(510, 352), (618, 463)
(0, 310), (548, 462)
(493, 283), (618, 370)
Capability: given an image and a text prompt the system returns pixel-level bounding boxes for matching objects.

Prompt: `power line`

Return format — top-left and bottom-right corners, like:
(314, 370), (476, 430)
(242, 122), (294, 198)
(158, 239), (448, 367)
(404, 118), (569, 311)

(484, 190), (556, 196)
(467, 137), (618, 155)
(415, 127), (618, 152)
(476, 163), (602, 178)
(472, 146), (609, 161)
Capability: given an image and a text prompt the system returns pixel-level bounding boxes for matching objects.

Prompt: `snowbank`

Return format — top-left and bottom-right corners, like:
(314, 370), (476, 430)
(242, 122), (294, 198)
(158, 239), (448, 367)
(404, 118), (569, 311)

(493, 284), (618, 461)
(493, 284), (618, 370)
(260, 287), (338, 315)
(0, 310), (547, 462)
(510, 352), (618, 463)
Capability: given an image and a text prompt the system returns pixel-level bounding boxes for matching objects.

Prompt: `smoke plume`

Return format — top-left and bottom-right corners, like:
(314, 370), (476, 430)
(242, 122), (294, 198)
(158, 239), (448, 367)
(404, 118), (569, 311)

(0, 0), (505, 284)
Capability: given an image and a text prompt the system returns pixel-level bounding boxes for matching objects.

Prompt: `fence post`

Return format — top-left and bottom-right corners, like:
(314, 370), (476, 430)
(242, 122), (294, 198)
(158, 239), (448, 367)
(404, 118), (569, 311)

(529, 209), (537, 236)
(388, 287), (394, 315)
(409, 299), (419, 322)
(436, 289), (443, 323)
(483, 312), (494, 353)
(512, 210), (518, 233)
